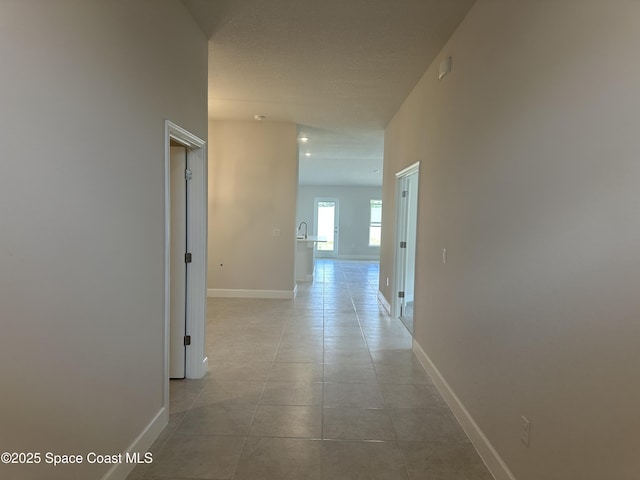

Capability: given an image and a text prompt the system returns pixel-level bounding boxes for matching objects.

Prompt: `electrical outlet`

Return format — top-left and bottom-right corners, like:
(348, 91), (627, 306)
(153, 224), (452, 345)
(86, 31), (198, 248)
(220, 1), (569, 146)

(272, 228), (281, 237)
(442, 248), (447, 264)
(521, 416), (531, 447)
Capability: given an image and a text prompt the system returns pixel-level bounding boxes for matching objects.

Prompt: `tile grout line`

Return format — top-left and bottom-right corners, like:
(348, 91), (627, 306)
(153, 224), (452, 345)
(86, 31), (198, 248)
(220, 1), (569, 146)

(229, 298), (291, 480)
(347, 263), (408, 476)
(319, 260), (326, 479)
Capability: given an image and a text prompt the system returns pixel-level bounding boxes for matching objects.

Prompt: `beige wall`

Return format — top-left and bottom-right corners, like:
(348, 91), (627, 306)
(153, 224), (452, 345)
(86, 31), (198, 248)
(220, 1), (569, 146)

(208, 120), (298, 293)
(0, 1), (206, 479)
(381, 1), (640, 479)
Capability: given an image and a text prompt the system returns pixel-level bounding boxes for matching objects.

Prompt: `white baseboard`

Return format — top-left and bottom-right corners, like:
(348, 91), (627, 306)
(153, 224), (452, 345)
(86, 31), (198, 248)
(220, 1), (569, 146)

(314, 254), (380, 261)
(199, 356), (208, 377)
(377, 290), (391, 315)
(412, 340), (516, 480)
(337, 254), (380, 260)
(296, 274), (314, 282)
(101, 407), (168, 480)
(207, 288), (296, 299)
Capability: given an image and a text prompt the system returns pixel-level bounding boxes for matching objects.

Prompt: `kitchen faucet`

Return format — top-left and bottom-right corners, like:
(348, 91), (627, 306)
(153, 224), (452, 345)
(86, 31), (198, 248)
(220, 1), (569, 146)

(297, 221), (308, 239)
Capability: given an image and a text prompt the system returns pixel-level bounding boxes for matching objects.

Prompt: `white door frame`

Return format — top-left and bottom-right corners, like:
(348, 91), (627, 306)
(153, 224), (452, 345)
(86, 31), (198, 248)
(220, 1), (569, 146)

(314, 197), (339, 258)
(393, 162), (420, 319)
(164, 121), (208, 403)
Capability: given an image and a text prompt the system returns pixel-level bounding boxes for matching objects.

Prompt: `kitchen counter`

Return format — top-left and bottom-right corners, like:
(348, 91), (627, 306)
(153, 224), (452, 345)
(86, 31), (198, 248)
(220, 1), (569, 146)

(296, 235), (325, 242)
(295, 236), (326, 282)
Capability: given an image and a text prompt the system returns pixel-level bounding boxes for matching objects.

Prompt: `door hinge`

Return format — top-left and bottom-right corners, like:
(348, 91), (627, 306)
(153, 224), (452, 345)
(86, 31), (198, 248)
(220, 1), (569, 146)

(402, 190), (408, 198)
(398, 291), (405, 298)
(400, 241), (407, 248)
(185, 169), (193, 181)
(183, 335), (191, 346)
(185, 252), (192, 263)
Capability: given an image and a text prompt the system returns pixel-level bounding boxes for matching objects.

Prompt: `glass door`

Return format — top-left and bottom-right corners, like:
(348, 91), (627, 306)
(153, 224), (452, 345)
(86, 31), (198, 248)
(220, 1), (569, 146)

(315, 198), (338, 257)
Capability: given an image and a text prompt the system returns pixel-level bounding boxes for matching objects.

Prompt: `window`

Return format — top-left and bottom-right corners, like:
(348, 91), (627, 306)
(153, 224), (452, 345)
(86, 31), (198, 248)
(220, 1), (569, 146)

(369, 199), (382, 246)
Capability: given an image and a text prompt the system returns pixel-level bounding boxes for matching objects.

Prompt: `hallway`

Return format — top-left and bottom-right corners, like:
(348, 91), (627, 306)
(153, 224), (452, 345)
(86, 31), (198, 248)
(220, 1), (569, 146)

(129, 259), (493, 479)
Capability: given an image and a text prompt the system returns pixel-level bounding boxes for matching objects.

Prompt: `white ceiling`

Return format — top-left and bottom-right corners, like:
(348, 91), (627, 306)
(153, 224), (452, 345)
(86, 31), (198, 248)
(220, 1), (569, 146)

(182, 0), (476, 186)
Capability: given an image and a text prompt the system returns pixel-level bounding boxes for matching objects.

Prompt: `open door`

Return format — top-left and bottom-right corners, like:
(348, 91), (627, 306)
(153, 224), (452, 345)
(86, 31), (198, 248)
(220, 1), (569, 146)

(394, 163), (419, 334)
(170, 146), (188, 378)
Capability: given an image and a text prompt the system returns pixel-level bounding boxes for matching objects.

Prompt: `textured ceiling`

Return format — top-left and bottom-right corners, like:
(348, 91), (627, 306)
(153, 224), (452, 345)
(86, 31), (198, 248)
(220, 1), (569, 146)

(182, 0), (476, 186)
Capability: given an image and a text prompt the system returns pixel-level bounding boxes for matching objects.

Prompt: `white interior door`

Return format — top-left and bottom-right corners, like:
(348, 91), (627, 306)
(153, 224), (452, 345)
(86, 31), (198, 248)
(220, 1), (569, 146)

(394, 163), (419, 333)
(315, 198), (339, 257)
(395, 178), (409, 317)
(170, 146), (187, 378)
(404, 172), (419, 305)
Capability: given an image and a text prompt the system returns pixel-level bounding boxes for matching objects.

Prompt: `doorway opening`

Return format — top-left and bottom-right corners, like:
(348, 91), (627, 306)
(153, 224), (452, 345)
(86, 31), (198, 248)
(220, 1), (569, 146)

(394, 162), (419, 335)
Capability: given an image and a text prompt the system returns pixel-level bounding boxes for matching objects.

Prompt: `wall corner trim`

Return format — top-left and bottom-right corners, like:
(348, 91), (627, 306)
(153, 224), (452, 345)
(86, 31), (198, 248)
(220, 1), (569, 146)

(201, 356), (209, 375)
(412, 340), (517, 480)
(207, 288), (296, 299)
(377, 290), (391, 315)
(101, 407), (168, 480)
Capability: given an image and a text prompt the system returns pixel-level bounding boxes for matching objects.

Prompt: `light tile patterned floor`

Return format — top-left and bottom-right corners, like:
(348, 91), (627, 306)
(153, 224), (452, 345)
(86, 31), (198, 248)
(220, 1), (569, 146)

(128, 259), (493, 480)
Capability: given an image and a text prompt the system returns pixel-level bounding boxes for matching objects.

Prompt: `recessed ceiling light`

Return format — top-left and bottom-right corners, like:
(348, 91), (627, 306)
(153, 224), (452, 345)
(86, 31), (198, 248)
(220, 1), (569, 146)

(299, 136), (309, 143)
(304, 152), (311, 157)
(254, 114), (266, 121)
